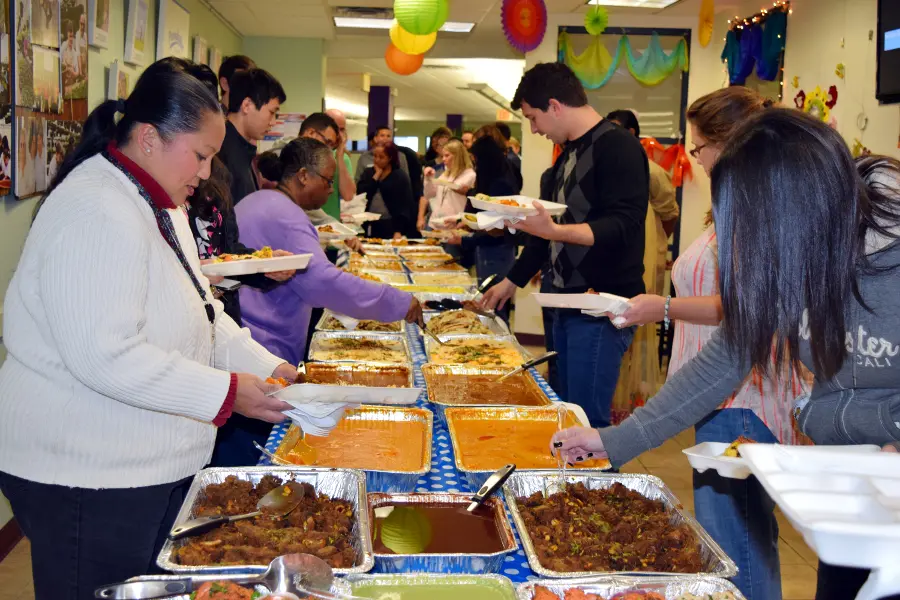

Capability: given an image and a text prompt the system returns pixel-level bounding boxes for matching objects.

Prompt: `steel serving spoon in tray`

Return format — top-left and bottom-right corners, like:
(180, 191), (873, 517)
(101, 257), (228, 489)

(94, 553), (334, 599)
(169, 481), (307, 540)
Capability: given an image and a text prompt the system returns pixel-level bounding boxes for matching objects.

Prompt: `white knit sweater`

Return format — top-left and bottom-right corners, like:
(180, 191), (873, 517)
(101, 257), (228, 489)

(0, 155), (285, 489)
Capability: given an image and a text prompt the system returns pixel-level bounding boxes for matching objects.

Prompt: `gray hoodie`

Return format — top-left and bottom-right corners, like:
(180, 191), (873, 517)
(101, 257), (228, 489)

(601, 174), (900, 467)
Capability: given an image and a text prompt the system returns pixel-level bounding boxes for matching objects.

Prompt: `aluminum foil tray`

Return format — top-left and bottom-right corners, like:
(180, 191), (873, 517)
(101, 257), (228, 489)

(423, 334), (530, 367)
(414, 291), (477, 305)
(422, 310), (509, 337)
(421, 364), (551, 428)
(502, 471), (738, 579)
(360, 269), (412, 285)
(274, 406), (433, 493)
(308, 331), (411, 366)
(516, 575), (745, 600)
(156, 467), (374, 575)
(301, 361), (415, 388)
(445, 407), (610, 491)
(315, 310), (407, 335)
(341, 573), (518, 600)
(404, 259), (468, 272)
(367, 492), (518, 574)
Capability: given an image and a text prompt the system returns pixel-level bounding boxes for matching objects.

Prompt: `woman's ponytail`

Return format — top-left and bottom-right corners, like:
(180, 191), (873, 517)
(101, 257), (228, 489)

(256, 150), (285, 182)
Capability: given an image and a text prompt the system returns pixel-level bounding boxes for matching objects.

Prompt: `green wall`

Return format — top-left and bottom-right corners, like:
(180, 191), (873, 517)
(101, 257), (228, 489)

(87, 0), (243, 109)
(242, 37), (324, 116)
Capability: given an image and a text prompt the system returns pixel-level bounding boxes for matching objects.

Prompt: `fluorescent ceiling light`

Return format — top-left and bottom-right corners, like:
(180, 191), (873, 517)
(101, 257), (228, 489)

(333, 17), (474, 32)
(586, 0), (679, 7)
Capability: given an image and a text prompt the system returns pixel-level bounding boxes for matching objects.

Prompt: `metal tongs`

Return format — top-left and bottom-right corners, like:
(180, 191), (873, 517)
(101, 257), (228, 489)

(467, 464), (516, 512)
(495, 351), (558, 382)
(420, 320), (447, 346)
(355, 247), (379, 268)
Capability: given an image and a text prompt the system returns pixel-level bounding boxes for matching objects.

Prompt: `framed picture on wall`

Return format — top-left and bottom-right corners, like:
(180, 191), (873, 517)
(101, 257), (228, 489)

(15, 109), (35, 198)
(107, 59), (129, 100)
(61, 0), (88, 99)
(15, 0), (35, 108)
(86, 0), (108, 47)
(31, 0), (59, 49)
(156, 0), (189, 60)
(192, 35), (206, 65)
(123, 0), (148, 65)
(0, 106), (12, 197)
(32, 45), (60, 113)
(208, 45), (221, 75)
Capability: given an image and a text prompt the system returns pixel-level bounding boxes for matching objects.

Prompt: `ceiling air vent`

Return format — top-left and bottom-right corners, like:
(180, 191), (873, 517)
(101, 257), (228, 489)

(333, 6), (395, 19)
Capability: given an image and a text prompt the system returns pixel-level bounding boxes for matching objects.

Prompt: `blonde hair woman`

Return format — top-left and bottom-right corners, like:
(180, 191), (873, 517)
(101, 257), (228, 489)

(418, 138), (476, 231)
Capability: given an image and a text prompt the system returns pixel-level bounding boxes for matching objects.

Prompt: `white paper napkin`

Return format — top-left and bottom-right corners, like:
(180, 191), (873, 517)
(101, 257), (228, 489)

(582, 301), (630, 327)
(331, 313), (359, 330)
(340, 193), (368, 216)
(283, 402), (355, 437)
(476, 211), (527, 232)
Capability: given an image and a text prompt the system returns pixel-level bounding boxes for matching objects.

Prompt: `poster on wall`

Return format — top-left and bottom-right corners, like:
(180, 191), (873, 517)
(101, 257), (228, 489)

(123, 0), (148, 65)
(15, 109), (35, 198)
(0, 106), (12, 196)
(45, 119), (77, 182)
(192, 35), (206, 65)
(32, 45), (60, 113)
(86, 0), (108, 47)
(208, 45), (221, 75)
(31, 0), (59, 48)
(15, 0), (35, 107)
(107, 59), (129, 100)
(34, 116), (46, 193)
(0, 0), (10, 108)
(60, 0), (87, 99)
(156, 0), (189, 60)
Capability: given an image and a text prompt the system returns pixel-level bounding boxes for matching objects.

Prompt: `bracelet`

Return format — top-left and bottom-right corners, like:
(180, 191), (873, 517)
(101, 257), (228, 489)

(664, 295), (672, 331)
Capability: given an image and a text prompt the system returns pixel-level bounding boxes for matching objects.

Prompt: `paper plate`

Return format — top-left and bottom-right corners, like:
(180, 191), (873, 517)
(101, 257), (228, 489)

(469, 195), (567, 217)
(200, 254), (312, 278)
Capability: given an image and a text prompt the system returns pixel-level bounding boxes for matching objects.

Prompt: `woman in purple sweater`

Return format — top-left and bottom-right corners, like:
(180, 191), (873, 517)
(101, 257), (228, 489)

(226, 137), (422, 464)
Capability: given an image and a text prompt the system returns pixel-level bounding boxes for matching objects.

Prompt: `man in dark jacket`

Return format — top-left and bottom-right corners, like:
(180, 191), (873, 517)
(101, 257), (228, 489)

(218, 68), (286, 205)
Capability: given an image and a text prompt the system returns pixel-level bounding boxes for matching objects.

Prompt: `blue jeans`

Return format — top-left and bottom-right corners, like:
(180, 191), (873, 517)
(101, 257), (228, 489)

(694, 409), (780, 600)
(539, 269), (559, 393)
(552, 310), (634, 428)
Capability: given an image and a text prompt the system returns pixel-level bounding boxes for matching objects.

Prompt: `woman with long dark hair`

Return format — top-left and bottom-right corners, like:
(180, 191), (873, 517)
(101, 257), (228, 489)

(0, 62), (296, 596)
(357, 141), (417, 239)
(553, 109), (900, 600)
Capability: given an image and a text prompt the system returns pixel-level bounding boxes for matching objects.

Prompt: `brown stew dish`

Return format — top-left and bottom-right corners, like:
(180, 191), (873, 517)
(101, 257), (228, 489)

(174, 475), (358, 569)
(518, 482), (703, 574)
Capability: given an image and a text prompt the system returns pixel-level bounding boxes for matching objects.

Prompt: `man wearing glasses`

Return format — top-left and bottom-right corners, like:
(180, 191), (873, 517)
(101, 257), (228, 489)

(295, 113), (344, 226)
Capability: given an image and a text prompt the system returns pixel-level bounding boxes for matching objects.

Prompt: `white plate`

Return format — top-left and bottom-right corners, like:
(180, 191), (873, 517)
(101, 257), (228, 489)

(683, 442), (751, 480)
(532, 292), (630, 313)
(345, 212), (382, 225)
(316, 221), (358, 240)
(469, 195), (567, 217)
(200, 253), (312, 278)
(273, 382), (423, 406)
(421, 229), (473, 239)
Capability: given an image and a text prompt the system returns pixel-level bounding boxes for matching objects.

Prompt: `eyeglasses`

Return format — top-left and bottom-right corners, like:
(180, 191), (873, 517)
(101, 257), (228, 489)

(689, 143), (708, 159)
(310, 129), (339, 150)
(310, 169), (334, 187)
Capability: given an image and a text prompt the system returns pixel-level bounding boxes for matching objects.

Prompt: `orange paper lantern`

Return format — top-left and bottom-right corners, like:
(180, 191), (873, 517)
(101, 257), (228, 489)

(385, 42), (425, 75)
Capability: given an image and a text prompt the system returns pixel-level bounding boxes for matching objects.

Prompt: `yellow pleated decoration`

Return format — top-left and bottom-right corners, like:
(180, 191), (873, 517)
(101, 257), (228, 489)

(698, 0), (715, 48)
(390, 21), (437, 55)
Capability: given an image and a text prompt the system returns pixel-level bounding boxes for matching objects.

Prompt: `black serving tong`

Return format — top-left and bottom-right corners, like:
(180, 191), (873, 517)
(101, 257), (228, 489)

(467, 464), (516, 512)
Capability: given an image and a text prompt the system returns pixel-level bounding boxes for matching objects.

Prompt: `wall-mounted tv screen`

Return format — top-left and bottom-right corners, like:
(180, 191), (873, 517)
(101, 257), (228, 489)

(877, 0), (900, 104)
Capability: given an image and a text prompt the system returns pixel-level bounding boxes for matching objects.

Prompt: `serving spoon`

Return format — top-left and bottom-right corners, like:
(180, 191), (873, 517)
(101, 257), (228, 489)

(94, 553), (334, 600)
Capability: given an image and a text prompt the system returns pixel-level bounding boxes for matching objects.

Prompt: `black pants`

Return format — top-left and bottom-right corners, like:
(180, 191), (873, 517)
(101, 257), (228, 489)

(816, 561), (900, 600)
(0, 471), (192, 599)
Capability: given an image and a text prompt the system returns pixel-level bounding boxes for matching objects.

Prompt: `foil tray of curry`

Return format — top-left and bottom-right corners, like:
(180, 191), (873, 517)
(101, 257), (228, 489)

(274, 406), (433, 493)
(502, 472), (738, 580)
(300, 361), (415, 389)
(424, 335), (528, 369)
(156, 467), (374, 576)
(308, 332), (411, 365)
(340, 573), (518, 600)
(516, 575), (745, 600)
(445, 407), (611, 491)
(366, 492), (518, 574)
(316, 310), (407, 335)
(421, 365), (551, 427)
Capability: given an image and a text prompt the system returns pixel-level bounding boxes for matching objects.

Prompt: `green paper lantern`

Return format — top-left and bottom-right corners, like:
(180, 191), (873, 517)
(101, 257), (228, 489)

(584, 5), (608, 36)
(394, 0), (448, 35)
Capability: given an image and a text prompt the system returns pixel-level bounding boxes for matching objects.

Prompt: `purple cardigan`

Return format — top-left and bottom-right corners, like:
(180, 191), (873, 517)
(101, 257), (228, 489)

(235, 190), (412, 365)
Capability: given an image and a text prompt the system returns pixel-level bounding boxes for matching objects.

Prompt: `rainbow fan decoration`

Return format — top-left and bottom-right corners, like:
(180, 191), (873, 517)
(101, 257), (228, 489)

(501, 0), (547, 53)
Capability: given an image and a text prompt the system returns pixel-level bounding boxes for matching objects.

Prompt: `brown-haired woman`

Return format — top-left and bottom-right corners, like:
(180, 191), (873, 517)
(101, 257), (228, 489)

(593, 87), (809, 600)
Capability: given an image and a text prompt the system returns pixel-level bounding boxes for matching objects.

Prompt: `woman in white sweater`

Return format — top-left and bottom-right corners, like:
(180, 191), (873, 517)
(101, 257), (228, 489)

(0, 62), (296, 598)
(417, 138), (476, 231)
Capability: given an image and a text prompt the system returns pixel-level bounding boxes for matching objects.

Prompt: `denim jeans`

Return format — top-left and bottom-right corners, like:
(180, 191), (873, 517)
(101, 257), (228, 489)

(540, 269), (559, 393)
(694, 409), (780, 600)
(475, 243), (515, 324)
(552, 310), (634, 428)
(0, 470), (191, 599)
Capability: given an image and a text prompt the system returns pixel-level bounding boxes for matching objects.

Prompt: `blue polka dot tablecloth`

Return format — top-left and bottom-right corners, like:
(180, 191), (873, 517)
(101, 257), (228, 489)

(260, 324), (561, 583)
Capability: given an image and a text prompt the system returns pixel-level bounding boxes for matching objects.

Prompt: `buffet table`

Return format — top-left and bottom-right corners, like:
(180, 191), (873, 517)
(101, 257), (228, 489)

(260, 323), (548, 584)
